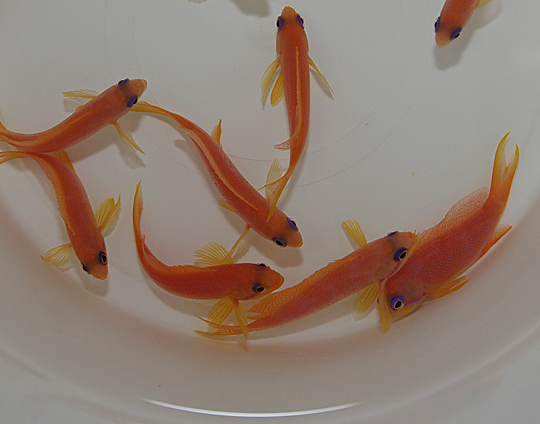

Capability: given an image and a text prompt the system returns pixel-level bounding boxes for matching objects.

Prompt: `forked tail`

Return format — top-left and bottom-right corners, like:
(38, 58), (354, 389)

(489, 133), (519, 203)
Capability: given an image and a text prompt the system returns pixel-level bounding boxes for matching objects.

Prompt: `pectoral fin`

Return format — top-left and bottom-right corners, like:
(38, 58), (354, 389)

(41, 243), (74, 267)
(207, 298), (235, 324)
(425, 276), (469, 301)
(193, 242), (234, 266)
(94, 195), (121, 234)
(377, 280), (392, 334)
(270, 73), (284, 106)
(62, 89), (99, 99)
(309, 56), (333, 94)
(353, 284), (378, 319)
(342, 219), (368, 248)
(111, 121), (145, 154)
(261, 58), (281, 104)
(477, 0), (492, 8)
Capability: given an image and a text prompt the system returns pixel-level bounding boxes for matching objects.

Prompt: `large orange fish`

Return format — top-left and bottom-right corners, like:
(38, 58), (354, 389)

(0, 150), (120, 279)
(198, 221), (417, 338)
(379, 134), (519, 332)
(261, 6), (332, 218)
(129, 101), (303, 248)
(0, 78), (147, 153)
(434, 0), (493, 47)
(133, 182), (285, 338)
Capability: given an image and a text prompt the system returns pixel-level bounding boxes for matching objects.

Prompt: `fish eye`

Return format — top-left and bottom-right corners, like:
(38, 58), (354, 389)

(273, 237), (287, 247)
(287, 217), (298, 230)
(391, 296), (405, 311)
(257, 263), (267, 267)
(394, 247), (408, 262)
(451, 28), (462, 40)
(277, 16), (284, 30)
(98, 251), (107, 266)
(434, 17), (441, 32)
(127, 96), (138, 108)
(117, 78), (129, 86)
(387, 231), (397, 237)
(252, 283), (266, 294)
(82, 263), (90, 273)
(297, 14), (304, 28)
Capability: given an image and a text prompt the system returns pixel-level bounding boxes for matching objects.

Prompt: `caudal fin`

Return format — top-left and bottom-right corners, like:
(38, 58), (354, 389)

(489, 133), (519, 203)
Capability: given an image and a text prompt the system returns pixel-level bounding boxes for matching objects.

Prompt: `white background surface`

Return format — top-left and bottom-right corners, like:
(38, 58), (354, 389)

(0, 0), (540, 422)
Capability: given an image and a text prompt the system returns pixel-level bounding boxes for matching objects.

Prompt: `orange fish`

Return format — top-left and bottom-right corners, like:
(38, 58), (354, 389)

(0, 78), (147, 153)
(379, 133), (519, 332)
(198, 220), (417, 338)
(434, 0), (493, 47)
(128, 101), (303, 248)
(261, 6), (332, 218)
(0, 150), (120, 279)
(133, 182), (285, 338)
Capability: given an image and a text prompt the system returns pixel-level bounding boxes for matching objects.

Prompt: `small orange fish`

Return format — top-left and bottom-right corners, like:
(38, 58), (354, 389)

(434, 0), (493, 47)
(379, 134), (519, 332)
(0, 78), (147, 153)
(261, 6), (332, 218)
(199, 221), (417, 338)
(129, 101), (303, 248)
(133, 182), (285, 338)
(0, 150), (120, 279)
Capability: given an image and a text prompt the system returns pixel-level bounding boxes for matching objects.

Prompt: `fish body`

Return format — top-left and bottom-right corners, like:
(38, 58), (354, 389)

(0, 150), (119, 279)
(132, 182), (285, 337)
(434, 0), (492, 47)
(199, 229), (417, 337)
(130, 101), (303, 248)
(381, 134), (519, 331)
(0, 78), (147, 153)
(261, 6), (332, 217)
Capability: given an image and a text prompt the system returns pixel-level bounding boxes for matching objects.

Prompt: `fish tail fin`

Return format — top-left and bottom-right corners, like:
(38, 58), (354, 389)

(95, 195), (121, 234)
(0, 150), (32, 165)
(488, 133), (519, 203)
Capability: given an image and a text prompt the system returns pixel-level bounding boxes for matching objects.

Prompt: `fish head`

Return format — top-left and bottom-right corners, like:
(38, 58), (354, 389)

(235, 263), (285, 301)
(276, 6), (308, 53)
(115, 78), (148, 110)
(434, 15), (462, 47)
(269, 213), (303, 248)
(433, 0), (477, 47)
(79, 248), (109, 280)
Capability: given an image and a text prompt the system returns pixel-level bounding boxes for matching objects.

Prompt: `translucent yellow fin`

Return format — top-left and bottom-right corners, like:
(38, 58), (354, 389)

(94, 195), (121, 233)
(377, 280), (392, 334)
(52, 150), (75, 173)
(228, 226), (251, 262)
(270, 72), (284, 106)
(261, 58), (281, 104)
(341, 219), (368, 248)
(218, 198), (235, 213)
(211, 119), (222, 146)
(207, 298), (235, 324)
(265, 159), (283, 202)
(41, 243), (74, 267)
(111, 121), (145, 154)
(478, 224), (512, 259)
(425, 276), (469, 301)
(477, 0), (492, 8)
(62, 89), (99, 99)
(309, 55), (333, 94)
(193, 242), (234, 266)
(234, 301), (249, 340)
(353, 284), (378, 319)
